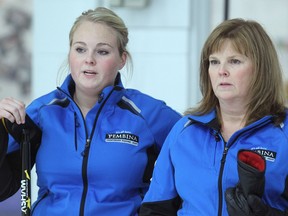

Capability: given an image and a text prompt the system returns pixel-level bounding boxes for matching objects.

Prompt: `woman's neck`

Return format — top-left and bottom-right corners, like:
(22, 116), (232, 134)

(73, 91), (99, 118)
(220, 109), (246, 142)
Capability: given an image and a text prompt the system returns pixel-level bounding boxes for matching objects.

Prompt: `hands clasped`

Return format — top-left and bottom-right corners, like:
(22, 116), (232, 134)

(225, 149), (288, 216)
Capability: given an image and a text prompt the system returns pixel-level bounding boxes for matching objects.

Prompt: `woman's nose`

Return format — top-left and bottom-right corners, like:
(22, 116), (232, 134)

(85, 53), (96, 65)
(218, 64), (229, 76)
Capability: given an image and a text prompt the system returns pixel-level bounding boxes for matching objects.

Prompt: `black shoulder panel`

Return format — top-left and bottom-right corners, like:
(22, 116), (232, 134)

(139, 196), (182, 216)
(47, 97), (70, 108)
(117, 96), (142, 117)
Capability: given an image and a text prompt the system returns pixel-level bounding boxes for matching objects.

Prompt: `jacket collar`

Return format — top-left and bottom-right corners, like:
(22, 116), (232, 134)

(59, 72), (124, 98)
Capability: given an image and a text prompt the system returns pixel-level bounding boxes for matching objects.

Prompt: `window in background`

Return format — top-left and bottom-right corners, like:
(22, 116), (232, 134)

(0, 0), (32, 215)
(0, 0), (32, 103)
(227, 0), (288, 100)
(211, 0), (288, 79)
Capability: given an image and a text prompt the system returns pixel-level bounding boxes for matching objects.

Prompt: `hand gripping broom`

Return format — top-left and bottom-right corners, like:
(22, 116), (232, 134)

(3, 115), (42, 216)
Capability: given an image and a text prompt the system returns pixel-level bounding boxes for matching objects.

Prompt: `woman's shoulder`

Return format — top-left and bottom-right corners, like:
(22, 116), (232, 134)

(280, 110), (288, 128)
(123, 88), (181, 118)
(123, 88), (174, 110)
(27, 88), (66, 111)
(124, 88), (163, 102)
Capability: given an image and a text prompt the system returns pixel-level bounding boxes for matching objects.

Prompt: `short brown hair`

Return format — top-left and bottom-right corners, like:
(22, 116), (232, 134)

(185, 18), (285, 125)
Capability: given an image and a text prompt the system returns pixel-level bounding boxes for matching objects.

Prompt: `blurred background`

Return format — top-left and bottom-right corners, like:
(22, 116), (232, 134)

(0, 0), (287, 215)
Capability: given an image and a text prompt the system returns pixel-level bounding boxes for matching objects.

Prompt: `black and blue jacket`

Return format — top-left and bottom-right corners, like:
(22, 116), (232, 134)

(3, 73), (181, 216)
(141, 110), (288, 215)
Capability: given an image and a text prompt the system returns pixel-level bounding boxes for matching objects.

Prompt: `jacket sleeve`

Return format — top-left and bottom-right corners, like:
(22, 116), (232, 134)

(0, 115), (42, 201)
(141, 102), (181, 183)
(3, 115), (42, 166)
(139, 121), (183, 215)
(142, 100), (181, 152)
(0, 120), (21, 201)
(152, 105), (181, 150)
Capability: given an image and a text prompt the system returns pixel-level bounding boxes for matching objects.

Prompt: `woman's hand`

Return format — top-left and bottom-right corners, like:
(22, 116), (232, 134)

(0, 97), (26, 125)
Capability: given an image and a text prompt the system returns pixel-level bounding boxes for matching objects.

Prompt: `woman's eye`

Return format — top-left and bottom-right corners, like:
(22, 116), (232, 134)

(209, 59), (218, 65)
(76, 47), (85, 53)
(230, 59), (241, 64)
(97, 50), (109, 55)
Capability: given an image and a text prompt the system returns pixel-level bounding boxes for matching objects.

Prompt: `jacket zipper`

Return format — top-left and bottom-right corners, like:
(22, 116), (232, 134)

(78, 88), (116, 216)
(74, 112), (78, 151)
(217, 145), (228, 216)
(216, 117), (273, 216)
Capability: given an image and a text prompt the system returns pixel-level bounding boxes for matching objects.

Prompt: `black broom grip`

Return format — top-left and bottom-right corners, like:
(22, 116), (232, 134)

(20, 129), (31, 216)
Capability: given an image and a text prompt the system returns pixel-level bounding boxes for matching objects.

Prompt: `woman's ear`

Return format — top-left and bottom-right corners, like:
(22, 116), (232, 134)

(118, 52), (127, 70)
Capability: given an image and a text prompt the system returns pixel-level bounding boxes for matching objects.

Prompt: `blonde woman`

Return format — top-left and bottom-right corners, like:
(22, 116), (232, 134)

(0, 7), (181, 215)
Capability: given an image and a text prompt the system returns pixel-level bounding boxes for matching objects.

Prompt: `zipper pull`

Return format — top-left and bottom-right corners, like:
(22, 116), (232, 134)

(81, 138), (91, 157)
(221, 146), (229, 163)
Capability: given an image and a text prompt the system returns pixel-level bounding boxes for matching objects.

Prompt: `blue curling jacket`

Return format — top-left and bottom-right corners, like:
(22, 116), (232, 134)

(7, 74), (181, 216)
(141, 110), (288, 215)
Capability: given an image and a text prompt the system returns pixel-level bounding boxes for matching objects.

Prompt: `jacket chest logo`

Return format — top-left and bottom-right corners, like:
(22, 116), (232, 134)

(105, 132), (139, 146)
(253, 149), (277, 162)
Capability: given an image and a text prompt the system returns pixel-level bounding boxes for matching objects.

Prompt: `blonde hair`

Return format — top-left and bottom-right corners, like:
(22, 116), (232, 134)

(185, 18), (286, 125)
(57, 7), (133, 85)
